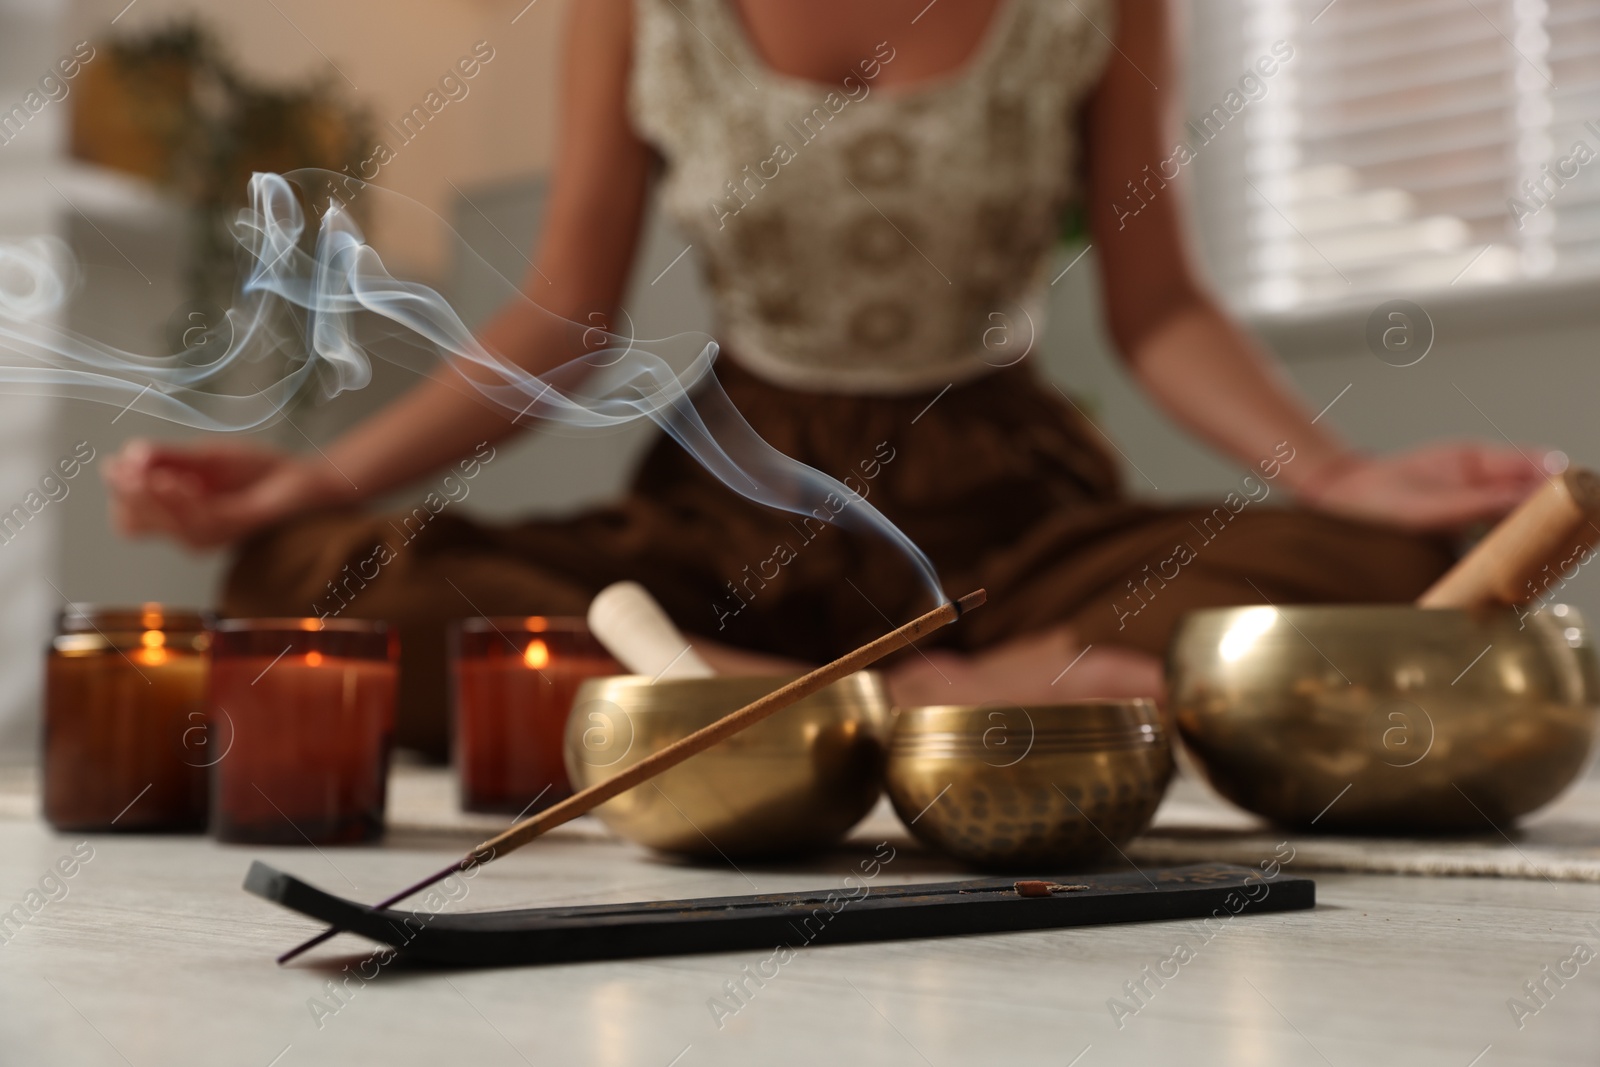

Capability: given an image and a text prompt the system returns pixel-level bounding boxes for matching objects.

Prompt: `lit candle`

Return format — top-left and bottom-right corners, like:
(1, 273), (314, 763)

(208, 619), (396, 844)
(453, 618), (619, 814)
(43, 606), (210, 832)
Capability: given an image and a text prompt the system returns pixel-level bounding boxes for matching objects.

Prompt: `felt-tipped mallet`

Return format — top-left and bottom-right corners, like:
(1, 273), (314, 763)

(586, 580), (717, 679)
(273, 588), (986, 964)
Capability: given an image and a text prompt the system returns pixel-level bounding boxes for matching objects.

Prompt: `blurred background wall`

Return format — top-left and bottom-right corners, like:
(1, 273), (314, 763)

(2, 0), (1599, 755)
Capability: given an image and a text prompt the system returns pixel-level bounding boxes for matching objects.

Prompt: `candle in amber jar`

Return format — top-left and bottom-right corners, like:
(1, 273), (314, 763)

(43, 605), (211, 832)
(453, 618), (620, 814)
(208, 619), (396, 845)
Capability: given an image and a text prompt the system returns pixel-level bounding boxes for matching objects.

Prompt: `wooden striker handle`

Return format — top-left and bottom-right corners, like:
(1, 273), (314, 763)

(1417, 468), (1600, 609)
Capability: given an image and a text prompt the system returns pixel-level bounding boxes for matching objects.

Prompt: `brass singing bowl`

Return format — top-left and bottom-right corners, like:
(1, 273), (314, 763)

(884, 701), (1174, 868)
(563, 672), (889, 858)
(1168, 604), (1600, 832)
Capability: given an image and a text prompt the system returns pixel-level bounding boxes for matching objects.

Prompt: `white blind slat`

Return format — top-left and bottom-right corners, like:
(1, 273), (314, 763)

(1198, 0), (1600, 312)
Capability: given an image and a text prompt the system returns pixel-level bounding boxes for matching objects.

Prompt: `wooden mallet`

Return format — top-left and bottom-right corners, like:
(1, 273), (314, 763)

(1418, 467), (1600, 608)
(274, 588), (987, 964)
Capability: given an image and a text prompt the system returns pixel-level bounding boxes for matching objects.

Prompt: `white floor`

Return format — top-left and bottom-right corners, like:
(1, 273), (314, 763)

(2, 769), (1598, 1067)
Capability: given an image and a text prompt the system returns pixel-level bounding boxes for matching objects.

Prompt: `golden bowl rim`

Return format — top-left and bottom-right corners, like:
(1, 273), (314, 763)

(888, 699), (1167, 752)
(890, 698), (1160, 716)
(1173, 602), (1587, 627)
(571, 671), (886, 713)
(889, 699), (1163, 732)
(574, 670), (883, 692)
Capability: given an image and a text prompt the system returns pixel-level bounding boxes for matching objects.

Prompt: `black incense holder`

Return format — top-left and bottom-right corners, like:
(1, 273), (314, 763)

(246, 861), (1314, 967)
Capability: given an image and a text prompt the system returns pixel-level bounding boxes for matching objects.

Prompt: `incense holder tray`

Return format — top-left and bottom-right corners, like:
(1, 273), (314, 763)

(246, 861), (1313, 967)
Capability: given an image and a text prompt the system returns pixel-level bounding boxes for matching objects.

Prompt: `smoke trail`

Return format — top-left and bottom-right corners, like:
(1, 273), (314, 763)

(0, 169), (948, 607)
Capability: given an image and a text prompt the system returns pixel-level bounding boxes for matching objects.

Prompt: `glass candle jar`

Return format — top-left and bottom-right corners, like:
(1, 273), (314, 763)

(43, 605), (211, 832)
(453, 617), (620, 814)
(208, 619), (396, 845)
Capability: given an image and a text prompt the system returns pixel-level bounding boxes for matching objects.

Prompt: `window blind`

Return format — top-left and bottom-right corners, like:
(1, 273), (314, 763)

(1191, 0), (1600, 314)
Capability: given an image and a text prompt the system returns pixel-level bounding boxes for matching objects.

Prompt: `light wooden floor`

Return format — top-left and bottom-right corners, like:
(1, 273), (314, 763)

(3, 771), (1598, 1067)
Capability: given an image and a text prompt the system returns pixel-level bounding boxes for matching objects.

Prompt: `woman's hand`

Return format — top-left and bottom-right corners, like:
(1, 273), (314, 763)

(103, 439), (357, 550)
(1295, 442), (1548, 533)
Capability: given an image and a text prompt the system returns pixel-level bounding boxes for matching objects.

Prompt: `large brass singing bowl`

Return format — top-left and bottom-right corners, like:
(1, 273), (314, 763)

(563, 673), (889, 858)
(885, 702), (1174, 868)
(1168, 604), (1600, 832)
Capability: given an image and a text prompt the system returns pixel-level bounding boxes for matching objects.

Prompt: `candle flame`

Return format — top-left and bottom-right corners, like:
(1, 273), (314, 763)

(137, 630), (168, 665)
(524, 639), (550, 670)
(305, 651), (324, 667)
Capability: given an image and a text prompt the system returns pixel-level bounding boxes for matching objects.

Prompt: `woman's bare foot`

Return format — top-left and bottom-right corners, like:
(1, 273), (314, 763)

(885, 625), (1164, 707)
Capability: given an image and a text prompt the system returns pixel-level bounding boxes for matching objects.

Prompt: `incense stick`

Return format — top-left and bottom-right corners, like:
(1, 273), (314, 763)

(275, 588), (986, 964)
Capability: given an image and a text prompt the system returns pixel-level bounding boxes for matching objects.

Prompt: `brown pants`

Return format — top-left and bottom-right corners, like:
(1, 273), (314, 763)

(223, 362), (1454, 757)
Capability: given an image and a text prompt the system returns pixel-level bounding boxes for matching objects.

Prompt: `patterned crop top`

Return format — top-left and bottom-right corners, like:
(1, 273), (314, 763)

(630, 0), (1114, 394)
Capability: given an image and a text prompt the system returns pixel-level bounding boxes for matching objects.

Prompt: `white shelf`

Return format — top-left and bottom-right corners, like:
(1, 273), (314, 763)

(0, 160), (184, 235)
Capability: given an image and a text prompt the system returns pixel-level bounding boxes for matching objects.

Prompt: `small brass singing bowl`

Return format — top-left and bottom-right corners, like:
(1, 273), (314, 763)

(1168, 604), (1600, 833)
(884, 702), (1174, 868)
(563, 672), (890, 859)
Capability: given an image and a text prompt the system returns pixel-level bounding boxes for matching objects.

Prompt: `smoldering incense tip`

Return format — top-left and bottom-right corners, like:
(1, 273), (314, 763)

(953, 589), (987, 618)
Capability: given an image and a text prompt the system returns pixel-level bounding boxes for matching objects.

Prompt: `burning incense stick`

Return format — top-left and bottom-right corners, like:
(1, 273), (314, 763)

(274, 589), (986, 964)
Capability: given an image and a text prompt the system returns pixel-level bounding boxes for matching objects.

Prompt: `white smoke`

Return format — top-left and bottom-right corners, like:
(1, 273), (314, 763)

(0, 169), (947, 605)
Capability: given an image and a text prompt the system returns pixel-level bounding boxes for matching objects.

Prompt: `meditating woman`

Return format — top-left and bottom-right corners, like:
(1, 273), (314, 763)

(104, 0), (1537, 757)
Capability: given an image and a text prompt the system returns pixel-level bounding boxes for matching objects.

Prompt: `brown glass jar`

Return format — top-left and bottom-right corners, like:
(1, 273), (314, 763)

(43, 605), (211, 832)
(452, 617), (620, 815)
(209, 618), (397, 845)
